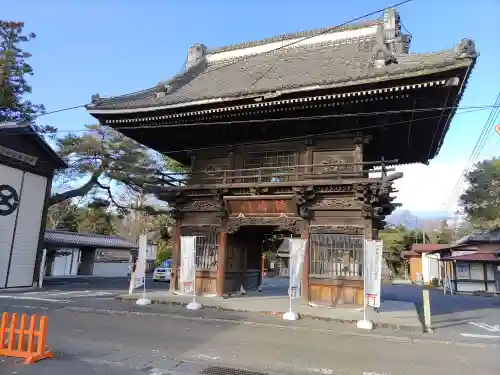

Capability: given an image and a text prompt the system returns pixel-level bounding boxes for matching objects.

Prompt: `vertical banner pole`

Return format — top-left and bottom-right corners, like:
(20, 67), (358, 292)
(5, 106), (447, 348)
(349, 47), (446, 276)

(363, 240), (367, 322)
(38, 248), (47, 289)
(128, 268), (134, 295)
(423, 289), (433, 333)
(136, 234), (151, 305)
(357, 239), (373, 330)
(187, 235), (202, 310)
(283, 236), (303, 321)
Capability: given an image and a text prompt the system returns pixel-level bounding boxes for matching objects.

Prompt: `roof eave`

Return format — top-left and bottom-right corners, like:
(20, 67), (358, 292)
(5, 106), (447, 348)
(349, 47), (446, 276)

(0, 123), (67, 169)
(87, 60), (474, 117)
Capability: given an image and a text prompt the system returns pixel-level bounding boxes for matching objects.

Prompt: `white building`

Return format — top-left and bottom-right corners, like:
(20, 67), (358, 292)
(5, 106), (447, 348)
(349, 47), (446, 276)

(43, 230), (137, 278)
(0, 122), (66, 289)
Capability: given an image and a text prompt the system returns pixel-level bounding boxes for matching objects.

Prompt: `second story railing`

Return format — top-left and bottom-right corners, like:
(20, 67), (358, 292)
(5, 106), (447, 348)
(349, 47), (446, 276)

(157, 159), (398, 187)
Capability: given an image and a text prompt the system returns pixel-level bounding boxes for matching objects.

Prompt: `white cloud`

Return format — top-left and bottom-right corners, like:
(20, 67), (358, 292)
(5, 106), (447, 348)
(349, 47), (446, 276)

(373, 161), (469, 214)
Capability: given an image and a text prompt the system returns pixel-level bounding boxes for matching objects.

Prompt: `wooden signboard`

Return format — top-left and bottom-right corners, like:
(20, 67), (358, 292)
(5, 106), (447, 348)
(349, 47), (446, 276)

(225, 196), (297, 216)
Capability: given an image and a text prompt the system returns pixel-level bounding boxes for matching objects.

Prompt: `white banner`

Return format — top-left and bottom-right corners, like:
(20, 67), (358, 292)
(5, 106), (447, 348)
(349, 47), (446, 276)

(364, 240), (383, 308)
(288, 238), (307, 299)
(133, 234), (147, 289)
(180, 236), (196, 294)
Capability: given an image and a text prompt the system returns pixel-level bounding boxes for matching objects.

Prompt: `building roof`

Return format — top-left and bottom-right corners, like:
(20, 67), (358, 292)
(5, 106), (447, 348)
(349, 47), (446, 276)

(456, 227), (500, 245)
(0, 122), (66, 169)
(411, 244), (452, 253)
(441, 253), (500, 262)
(44, 230), (137, 249)
(86, 9), (477, 114)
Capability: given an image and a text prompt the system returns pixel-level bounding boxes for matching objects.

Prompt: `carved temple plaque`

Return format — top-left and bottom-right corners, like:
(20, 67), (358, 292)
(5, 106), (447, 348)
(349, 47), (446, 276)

(224, 195), (297, 217)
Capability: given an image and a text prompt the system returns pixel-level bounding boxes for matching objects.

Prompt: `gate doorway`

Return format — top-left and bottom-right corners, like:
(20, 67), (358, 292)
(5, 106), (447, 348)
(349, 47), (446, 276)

(225, 227), (299, 297)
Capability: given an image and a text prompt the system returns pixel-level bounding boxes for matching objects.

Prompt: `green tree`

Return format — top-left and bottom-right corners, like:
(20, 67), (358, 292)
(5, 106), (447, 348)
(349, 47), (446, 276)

(74, 199), (115, 235)
(459, 158), (500, 228)
(379, 225), (427, 276)
(0, 21), (54, 133)
(48, 124), (186, 209)
(1, 21), (182, 246)
(1, 21), (41, 123)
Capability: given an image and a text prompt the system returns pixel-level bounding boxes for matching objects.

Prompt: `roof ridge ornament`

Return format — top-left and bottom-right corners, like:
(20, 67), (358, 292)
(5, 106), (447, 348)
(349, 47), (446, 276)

(454, 39), (477, 59)
(372, 25), (398, 68)
(154, 43), (208, 99)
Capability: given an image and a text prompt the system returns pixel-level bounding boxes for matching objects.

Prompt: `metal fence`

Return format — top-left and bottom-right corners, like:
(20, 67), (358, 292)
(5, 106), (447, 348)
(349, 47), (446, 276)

(309, 233), (364, 277)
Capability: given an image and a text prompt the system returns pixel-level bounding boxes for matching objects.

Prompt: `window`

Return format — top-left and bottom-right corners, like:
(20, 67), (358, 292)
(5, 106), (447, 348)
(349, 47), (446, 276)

(456, 263), (470, 280)
(195, 232), (219, 270)
(309, 234), (363, 278)
(243, 150), (297, 182)
(456, 262), (484, 280)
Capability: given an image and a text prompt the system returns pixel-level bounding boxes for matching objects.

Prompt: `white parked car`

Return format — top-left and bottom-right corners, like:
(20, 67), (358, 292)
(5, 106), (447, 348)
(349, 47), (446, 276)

(153, 264), (172, 282)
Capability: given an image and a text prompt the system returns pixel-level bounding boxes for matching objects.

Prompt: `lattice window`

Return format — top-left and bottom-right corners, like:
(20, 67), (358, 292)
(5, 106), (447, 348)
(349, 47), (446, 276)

(309, 234), (363, 278)
(195, 231), (219, 270)
(243, 150), (297, 182)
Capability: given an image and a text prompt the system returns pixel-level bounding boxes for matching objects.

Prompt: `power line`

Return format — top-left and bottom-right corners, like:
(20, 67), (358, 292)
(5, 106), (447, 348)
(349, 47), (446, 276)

(441, 97), (500, 213)
(440, 92), (500, 214)
(29, 0), (415, 122)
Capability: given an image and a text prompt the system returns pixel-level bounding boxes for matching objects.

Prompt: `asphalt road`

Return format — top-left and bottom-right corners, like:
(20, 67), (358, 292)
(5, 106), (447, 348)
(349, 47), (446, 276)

(0, 290), (498, 375)
(1, 277), (499, 340)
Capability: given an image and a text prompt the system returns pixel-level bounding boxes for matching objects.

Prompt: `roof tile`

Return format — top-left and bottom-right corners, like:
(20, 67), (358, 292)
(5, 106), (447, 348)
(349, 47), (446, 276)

(89, 40), (474, 111)
(44, 230), (137, 249)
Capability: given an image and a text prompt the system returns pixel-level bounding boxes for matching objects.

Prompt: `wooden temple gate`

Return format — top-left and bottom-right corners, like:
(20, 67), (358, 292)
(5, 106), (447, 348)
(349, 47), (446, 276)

(86, 8), (477, 306)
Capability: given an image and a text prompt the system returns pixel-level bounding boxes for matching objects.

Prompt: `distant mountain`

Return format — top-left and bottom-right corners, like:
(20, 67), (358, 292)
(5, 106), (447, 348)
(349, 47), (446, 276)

(386, 210), (451, 229)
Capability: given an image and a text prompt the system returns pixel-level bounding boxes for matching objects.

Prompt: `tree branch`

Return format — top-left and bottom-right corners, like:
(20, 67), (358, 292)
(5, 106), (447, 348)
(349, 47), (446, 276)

(95, 180), (169, 215)
(48, 169), (102, 206)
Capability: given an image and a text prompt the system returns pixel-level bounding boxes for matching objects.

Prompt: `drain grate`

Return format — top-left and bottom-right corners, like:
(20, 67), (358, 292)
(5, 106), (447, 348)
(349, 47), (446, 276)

(200, 365), (271, 375)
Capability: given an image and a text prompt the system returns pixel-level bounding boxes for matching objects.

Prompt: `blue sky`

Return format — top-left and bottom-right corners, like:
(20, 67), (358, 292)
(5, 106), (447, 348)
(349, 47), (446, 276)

(4, 0), (500, 212)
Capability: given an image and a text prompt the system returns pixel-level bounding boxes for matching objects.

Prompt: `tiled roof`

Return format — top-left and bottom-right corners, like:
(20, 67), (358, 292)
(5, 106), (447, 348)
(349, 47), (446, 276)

(44, 230), (137, 249)
(456, 227), (500, 244)
(89, 43), (472, 111)
(441, 253), (500, 262)
(0, 122), (66, 168)
(411, 244), (452, 253)
(208, 19), (382, 54)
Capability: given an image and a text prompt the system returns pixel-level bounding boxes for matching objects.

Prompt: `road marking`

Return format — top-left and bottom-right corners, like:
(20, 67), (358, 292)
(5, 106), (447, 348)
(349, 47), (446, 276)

(304, 368), (333, 374)
(15, 290), (115, 298)
(0, 295), (73, 303)
(11, 304), (49, 310)
(469, 322), (500, 332)
(460, 333), (500, 339)
(192, 354), (219, 361)
(363, 372), (390, 375)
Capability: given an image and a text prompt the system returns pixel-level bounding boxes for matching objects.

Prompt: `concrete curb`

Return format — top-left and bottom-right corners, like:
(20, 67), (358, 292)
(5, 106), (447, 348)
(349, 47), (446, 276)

(115, 295), (424, 333)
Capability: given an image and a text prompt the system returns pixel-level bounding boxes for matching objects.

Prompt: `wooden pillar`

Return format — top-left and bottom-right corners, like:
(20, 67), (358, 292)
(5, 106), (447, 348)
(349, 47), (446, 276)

(170, 220), (181, 293)
(301, 226), (310, 304)
(305, 139), (314, 173)
(217, 226), (228, 297)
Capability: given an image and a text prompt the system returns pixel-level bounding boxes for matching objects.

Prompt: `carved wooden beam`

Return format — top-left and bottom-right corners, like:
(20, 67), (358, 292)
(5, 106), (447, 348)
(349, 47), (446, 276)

(309, 225), (364, 235)
(226, 216), (303, 235)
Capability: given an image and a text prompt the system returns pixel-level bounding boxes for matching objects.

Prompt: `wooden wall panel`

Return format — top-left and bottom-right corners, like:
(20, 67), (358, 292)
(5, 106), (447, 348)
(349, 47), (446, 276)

(309, 278), (363, 306)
